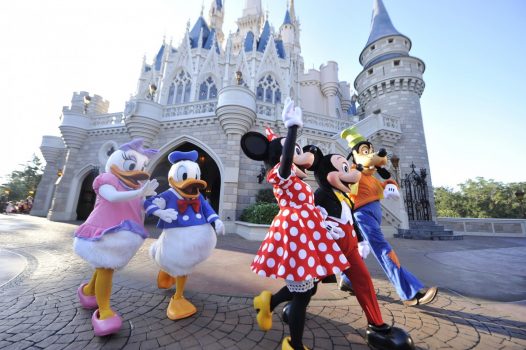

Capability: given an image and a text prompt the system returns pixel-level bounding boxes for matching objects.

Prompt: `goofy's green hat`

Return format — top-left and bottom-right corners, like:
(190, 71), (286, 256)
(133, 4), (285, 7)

(340, 126), (366, 149)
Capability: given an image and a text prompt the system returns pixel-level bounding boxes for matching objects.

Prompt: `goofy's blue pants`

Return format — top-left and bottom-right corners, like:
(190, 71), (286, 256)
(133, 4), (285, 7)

(352, 201), (424, 301)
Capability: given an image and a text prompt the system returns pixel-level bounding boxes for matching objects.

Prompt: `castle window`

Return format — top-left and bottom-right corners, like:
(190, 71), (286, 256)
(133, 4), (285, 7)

(256, 74), (281, 104)
(198, 76), (218, 100)
(167, 83), (175, 104)
(370, 45), (375, 51)
(394, 60), (400, 66)
(368, 68), (373, 75)
(171, 70), (192, 104)
(388, 38), (394, 43)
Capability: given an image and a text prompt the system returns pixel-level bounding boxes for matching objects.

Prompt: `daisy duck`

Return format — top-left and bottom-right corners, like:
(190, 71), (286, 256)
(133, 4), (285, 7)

(144, 150), (225, 320)
(74, 138), (159, 336)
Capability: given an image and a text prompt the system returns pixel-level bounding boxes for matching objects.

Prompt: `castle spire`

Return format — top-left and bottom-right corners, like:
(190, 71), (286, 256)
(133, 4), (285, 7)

(364, 0), (407, 48)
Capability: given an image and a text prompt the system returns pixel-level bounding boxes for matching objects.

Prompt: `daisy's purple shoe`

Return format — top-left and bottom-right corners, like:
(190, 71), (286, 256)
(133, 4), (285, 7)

(77, 283), (97, 309)
(91, 309), (122, 336)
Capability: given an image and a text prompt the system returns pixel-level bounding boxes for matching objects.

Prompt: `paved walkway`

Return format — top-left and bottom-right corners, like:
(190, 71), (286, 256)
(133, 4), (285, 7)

(0, 214), (525, 349)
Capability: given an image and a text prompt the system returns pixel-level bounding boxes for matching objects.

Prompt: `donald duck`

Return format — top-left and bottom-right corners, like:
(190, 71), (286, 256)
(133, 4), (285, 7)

(74, 138), (158, 336)
(144, 150), (225, 320)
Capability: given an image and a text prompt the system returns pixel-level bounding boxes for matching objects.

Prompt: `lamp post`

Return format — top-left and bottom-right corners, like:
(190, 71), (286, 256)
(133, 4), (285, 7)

(515, 189), (525, 218)
(235, 71), (243, 85)
(148, 83), (157, 101)
(83, 95), (91, 114)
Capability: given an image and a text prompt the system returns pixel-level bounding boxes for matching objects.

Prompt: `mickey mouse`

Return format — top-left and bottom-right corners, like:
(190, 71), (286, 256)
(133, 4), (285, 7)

(304, 145), (414, 350)
(241, 98), (350, 350)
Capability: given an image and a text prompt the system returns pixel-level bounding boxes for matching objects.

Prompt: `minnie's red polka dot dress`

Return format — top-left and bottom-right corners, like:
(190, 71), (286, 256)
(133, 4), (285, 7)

(251, 164), (350, 281)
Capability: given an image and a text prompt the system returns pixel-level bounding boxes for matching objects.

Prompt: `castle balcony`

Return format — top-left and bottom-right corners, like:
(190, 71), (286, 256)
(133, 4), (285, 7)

(348, 112), (402, 148)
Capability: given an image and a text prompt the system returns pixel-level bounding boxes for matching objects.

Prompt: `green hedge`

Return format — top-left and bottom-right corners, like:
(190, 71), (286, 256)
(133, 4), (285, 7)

(239, 202), (279, 225)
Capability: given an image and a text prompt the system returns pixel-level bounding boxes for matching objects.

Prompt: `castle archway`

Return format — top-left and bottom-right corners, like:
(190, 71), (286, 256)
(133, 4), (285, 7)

(75, 168), (98, 220)
(148, 141), (222, 223)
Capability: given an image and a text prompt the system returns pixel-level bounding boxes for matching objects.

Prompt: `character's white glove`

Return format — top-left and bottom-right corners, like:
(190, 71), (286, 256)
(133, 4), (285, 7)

(326, 221), (345, 240)
(316, 206), (328, 220)
(358, 241), (371, 259)
(281, 97), (303, 128)
(383, 183), (400, 200)
(153, 208), (178, 223)
(152, 197), (166, 210)
(141, 179), (159, 197)
(214, 219), (225, 235)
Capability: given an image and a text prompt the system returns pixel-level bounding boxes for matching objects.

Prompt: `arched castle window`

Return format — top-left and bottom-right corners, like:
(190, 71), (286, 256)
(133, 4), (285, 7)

(170, 70), (192, 104)
(256, 74), (281, 104)
(198, 76), (218, 100)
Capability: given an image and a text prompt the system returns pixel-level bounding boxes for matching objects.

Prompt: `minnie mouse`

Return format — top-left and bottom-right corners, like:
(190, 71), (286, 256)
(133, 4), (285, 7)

(240, 98), (350, 350)
(304, 145), (414, 350)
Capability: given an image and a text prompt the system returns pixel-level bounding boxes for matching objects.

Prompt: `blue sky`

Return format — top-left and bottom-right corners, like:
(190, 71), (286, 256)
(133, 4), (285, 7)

(0, 0), (524, 188)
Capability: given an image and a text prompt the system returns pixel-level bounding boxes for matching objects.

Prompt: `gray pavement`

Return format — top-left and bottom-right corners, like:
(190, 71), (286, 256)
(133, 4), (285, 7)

(0, 214), (525, 350)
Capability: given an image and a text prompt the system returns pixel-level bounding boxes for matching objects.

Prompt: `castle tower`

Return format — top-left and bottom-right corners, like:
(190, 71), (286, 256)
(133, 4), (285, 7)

(354, 0), (436, 217)
(279, 0), (300, 57)
(232, 0), (265, 53)
(209, 0), (225, 46)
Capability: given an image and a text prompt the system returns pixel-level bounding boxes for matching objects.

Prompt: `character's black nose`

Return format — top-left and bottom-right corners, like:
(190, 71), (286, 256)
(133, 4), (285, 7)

(356, 164), (364, 172)
(378, 149), (387, 157)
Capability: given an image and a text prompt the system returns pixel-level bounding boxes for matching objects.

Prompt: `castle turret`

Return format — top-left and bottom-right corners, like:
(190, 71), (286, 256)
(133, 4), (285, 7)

(354, 0), (435, 217)
(209, 0), (225, 46)
(30, 136), (66, 217)
(279, 0), (300, 58)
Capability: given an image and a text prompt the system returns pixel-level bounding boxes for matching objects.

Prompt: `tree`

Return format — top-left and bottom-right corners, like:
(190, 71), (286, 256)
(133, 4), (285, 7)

(434, 178), (526, 219)
(0, 155), (44, 202)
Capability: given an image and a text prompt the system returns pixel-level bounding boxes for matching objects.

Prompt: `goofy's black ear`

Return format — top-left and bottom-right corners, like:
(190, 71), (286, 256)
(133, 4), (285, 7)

(376, 167), (392, 180)
(241, 132), (269, 161)
(346, 152), (354, 163)
(303, 145), (323, 171)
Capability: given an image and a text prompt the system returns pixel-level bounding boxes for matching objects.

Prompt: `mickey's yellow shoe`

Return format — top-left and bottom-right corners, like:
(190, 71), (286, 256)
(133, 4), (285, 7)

(253, 290), (272, 331)
(166, 296), (197, 320)
(281, 337), (310, 350)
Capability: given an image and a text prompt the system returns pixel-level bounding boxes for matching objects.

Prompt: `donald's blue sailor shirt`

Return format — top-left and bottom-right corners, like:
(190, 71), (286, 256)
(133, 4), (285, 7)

(144, 188), (219, 229)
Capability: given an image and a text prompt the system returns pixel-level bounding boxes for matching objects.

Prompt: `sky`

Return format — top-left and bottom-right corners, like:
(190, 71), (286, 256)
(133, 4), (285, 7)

(0, 0), (525, 189)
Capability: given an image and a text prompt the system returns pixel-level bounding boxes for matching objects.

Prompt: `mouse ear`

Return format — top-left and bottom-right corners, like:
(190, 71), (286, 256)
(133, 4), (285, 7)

(241, 132), (269, 161)
(303, 145), (323, 171)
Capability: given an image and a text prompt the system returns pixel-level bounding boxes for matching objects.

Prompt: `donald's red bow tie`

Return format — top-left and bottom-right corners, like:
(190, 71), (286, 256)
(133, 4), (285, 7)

(177, 198), (200, 213)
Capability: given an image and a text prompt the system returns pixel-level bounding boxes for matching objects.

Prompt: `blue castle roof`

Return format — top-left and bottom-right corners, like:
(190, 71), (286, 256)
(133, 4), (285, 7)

(215, 0), (222, 11)
(364, 0), (410, 48)
(188, 16), (220, 53)
(283, 9), (292, 25)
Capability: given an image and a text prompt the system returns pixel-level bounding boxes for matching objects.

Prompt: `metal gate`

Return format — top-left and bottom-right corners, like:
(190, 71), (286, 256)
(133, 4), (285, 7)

(402, 163), (431, 221)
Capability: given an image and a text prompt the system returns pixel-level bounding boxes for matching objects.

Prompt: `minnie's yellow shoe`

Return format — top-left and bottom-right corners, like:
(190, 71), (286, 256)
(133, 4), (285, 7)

(281, 337), (310, 350)
(166, 296), (197, 320)
(253, 290), (272, 331)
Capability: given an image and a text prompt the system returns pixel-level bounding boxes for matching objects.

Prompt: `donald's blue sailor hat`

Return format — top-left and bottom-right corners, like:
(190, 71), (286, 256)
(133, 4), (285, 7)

(168, 150), (198, 164)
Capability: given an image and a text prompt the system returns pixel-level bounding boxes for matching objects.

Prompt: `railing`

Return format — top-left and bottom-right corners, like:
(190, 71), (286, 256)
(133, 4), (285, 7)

(302, 111), (354, 134)
(437, 217), (526, 237)
(163, 100), (217, 118)
(352, 113), (402, 138)
(90, 113), (125, 129)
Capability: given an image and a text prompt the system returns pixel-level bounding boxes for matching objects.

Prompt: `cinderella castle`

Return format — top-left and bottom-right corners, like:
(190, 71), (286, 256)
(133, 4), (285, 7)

(31, 0), (434, 237)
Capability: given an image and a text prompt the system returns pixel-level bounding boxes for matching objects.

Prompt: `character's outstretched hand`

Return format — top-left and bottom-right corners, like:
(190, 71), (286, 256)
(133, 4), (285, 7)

(358, 241), (371, 259)
(141, 179), (159, 197)
(214, 219), (226, 235)
(326, 221), (345, 240)
(383, 183), (400, 200)
(282, 97), (303, 128)
(154, 208), (178, 223)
